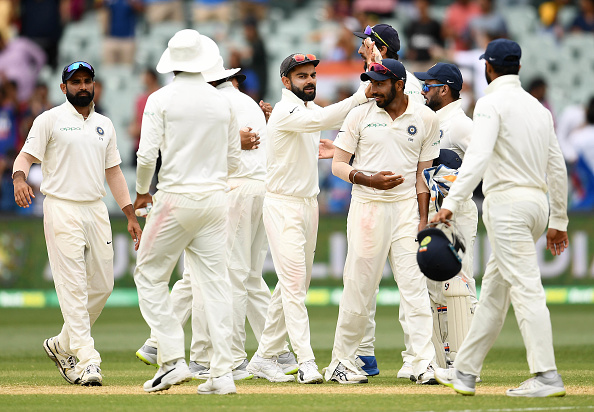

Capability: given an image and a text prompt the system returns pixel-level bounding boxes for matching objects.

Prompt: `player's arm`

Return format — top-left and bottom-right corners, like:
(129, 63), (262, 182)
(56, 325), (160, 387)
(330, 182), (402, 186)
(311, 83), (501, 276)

(12, 152), (40, 208)
(416, 160), (433, 231)
(332, 147), (403, 189)
(136, 94), (163, 195)
(106, 165), (142, 251)
(227, 106), (241, 175)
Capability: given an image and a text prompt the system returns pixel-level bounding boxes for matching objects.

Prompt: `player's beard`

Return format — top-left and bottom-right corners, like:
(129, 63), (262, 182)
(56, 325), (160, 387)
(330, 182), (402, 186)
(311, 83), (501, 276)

(66, 88), (94, 108)
(291, 81), (316, 102)
(375, 82), (397, 108)
(426, 94), (442, 111)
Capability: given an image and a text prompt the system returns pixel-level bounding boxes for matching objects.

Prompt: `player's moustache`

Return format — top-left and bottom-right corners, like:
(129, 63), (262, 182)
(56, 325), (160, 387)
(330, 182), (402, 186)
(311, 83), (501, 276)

(66, 89), (95, 107)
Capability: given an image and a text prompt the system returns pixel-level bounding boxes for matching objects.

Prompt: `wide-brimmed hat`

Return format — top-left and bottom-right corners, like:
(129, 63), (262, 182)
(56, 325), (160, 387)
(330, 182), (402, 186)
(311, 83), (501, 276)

(202, 56), (242, 83)
(156, 29), (220, 74)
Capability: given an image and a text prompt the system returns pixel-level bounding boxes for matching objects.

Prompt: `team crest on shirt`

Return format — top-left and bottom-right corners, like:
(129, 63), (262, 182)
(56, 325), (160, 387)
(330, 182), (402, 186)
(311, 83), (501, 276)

(407, 125), (418, 136)
(96, 126), (104, 136)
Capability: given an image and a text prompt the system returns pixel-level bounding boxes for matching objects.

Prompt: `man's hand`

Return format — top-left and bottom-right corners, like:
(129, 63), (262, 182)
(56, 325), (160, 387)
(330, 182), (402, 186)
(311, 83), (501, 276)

(431, 208), (453, 225)
(369, 171), (404, 190)
(134, 192), (153, 212)
(122, 204), (143, 251)
(546, 228), (569, 256)
(362, 37), (381, 68)
(259, 100), (272, 122)
(240, 127), (260, 150)
(13, 172), (35, 208)
(319, 139), (335, 159)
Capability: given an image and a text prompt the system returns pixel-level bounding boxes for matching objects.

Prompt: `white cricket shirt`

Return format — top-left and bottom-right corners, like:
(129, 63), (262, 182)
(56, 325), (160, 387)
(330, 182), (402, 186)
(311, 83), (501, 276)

(266, 88), (368, 198)
(334, 98), (441, 202)
(22, 100), (121, 202)
(136, 72), (241, 195)
(435, 99), (473, 159)
(216, 82), (267, 181)
(442, 75), (569, 231)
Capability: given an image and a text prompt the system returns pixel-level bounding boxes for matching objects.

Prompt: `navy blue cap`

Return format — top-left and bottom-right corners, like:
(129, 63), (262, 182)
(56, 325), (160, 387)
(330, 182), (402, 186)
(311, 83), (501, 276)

(433, 149), (462, 169)
(280, 53), (320, 78)
(417, 227), (465, 281)
(480, 38), (521, 66)
(360, 59), (407, 82)
(414, 63), (463, 91)
(353, 24), (400, 53)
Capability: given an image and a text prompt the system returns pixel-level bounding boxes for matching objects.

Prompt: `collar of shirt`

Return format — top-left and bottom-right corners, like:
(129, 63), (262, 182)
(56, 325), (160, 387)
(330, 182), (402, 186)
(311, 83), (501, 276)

(216, 81), (235, 90)
(371, 95), (415, 119)
(64, 99), (95, 120)
(281, 88), (309, 108)
(436, 99), (463, 123)
(484, 74), (521, 95)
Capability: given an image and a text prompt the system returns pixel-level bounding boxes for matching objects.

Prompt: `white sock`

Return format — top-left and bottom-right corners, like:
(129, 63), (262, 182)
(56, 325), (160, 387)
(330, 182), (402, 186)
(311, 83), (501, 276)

(538, 370), (557, 379)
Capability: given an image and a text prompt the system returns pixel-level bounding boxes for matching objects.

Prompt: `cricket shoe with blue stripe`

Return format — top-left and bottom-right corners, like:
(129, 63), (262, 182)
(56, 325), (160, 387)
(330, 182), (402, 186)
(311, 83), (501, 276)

(79, 364), (102, 386)
(327, 362), (368, 384)
(43, 337), (79, 384)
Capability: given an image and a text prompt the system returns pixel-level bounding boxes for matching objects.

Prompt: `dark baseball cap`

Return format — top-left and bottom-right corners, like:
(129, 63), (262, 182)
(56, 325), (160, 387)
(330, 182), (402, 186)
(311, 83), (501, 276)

(480, 38), (521, 66)
(353, 24), (400, 53)
(280, 53), (320, 78)
(62, 61), (95, 83)
(360, 59), (406, 82)
(414, 63), (463, 91)
(417, 226), (465, 282)
(433, 149), (463, 170)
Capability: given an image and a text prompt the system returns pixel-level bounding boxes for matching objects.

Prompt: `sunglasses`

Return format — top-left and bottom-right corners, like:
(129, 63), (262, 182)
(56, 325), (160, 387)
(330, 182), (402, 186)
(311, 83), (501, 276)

(62, 61), (94, 79)
(369, 62), (400, 79)
(364, 25), (390, 50)
(421, 83), (445, 93)
(292, 53), (317, 63)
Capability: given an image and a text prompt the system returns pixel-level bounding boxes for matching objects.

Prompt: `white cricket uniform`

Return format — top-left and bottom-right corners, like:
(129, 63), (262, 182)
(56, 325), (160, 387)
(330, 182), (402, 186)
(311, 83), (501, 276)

(256, 88), (368, 364)
(426, 99), (478, 305)
(357, 70), (426, 361)
(441, 75), (568, 376)
(21, 100), (121, 375)
(325, 98), (440, 379)
(134, 72), (241, 377)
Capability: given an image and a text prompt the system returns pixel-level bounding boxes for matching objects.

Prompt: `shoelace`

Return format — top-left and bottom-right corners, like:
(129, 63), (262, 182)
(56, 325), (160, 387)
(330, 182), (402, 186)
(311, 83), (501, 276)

(66, 356), (76, 369)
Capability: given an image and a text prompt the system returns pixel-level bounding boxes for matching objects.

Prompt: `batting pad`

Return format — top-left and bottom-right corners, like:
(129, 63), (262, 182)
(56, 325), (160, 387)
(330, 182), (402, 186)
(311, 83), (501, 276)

(443, 276), (473, 362)
(430, 300), (448, 369)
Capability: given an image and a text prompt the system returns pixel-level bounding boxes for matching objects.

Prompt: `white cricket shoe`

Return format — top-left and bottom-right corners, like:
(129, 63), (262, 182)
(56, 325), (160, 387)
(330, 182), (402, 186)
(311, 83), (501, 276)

(297, 360), (323, 384)
(435, 367), (476, 396)
(506, 374), (566, 397)
(397, 362), (414, 380)
(327, 362), (368, 384)
(189, 361), (210, 380)
(136, 344), (158, 368)
(143, 359), (192, 393)
(277, 351), (299, 375)
(246, 354), (295, 382)
(232, 359), (254, 380)
(79, 364), (103, 386)
(197, 372), (237, 395)
(43, 337), (79, 384)
(416, 365), (438, 385)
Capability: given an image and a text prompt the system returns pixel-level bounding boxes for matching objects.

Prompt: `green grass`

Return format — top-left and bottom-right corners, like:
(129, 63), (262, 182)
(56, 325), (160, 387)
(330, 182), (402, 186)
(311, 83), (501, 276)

(1, 305), (594, 411)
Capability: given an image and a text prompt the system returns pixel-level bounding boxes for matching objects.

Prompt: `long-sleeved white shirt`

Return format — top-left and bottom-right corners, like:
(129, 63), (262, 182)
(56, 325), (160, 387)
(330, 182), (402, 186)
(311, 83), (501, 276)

(136, 72), (240, 195)
(265, 88), (368, 198)
(435, 98), (473, 159)
(442, 75), (569, 231)
(216, 81), (267, 181)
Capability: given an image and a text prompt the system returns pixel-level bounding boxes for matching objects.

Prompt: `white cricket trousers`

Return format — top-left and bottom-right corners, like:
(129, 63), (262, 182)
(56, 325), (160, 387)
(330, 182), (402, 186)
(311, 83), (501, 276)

(454, 187), (557, 376)
(326, 197), (434, 378)
(256, 193), (319, 364)
(134, 190), (234, 377)
(43, 196), (113, 375)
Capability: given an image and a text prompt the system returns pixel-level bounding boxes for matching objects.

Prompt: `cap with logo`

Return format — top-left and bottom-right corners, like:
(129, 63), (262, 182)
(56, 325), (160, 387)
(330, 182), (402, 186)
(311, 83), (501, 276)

(480, 38), (521, 66)
(279, 53), (320, 78)
(417, 223), (466, 282)
(62, 61), (95, 83)
(433, 148), (462, 170)
(414, 62), (463, 91)
(353, 23), (400, 53)
(360, 59), (407, 83)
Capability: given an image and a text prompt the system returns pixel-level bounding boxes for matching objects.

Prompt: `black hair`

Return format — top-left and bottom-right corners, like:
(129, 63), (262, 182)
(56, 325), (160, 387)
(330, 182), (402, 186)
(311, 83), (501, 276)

(587, 96), (594, 125)
(490, 63), (520, 76)
(385, 48), (399, 60)
(451, 88), (460, 100)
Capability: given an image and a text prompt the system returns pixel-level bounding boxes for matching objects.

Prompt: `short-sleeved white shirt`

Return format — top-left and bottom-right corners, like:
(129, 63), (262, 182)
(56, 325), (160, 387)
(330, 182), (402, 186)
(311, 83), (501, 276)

(435, 99), (473, 159)
(334, 98), (440, 202)
(22, 100), (121, 202)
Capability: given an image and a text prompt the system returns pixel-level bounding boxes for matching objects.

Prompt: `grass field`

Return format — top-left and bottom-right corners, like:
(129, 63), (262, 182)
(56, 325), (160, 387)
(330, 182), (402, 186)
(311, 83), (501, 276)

(1, 304), (593, 411)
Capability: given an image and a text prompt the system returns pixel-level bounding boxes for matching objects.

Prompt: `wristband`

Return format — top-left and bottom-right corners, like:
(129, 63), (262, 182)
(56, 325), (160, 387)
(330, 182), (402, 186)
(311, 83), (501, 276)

(350, 170), (363, 184)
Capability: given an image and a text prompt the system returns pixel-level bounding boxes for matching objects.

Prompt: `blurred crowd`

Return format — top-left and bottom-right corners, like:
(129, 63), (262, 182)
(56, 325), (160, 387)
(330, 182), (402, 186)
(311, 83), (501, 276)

(0, 0), (594, 215)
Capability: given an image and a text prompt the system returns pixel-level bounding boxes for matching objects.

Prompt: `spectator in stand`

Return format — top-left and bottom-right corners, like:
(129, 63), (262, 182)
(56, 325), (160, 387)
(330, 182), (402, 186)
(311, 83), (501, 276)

(569, 0), (594, 33)
(238, 0), (268, 22)
(353, 0), (395, 19)
(20, 82), (52, 140)
(527, 77), (554, 118)
(193, 0), (232, 24)
(128, 68), (161, 165)
(539, 0), (570, 38)
(467, 0), (508, 48)
(93, 78), (105, 114)
(144, 0), (183, 24)
(0, 0), (16, 44)
(19, 0), (63, 69)
(241, 17), (268, 101)
(0, 80), (20, 212)
(405, 0), (444, 71)
(100, 0), (144, 65)
(0, 33), (46, 103)
(567, 97), (594, 210)
(443, 0), (481, 51)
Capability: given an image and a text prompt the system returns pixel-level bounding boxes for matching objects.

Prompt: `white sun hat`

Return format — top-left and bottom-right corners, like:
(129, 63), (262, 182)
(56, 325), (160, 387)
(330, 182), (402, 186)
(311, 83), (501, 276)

(156, 29), (221, 74)
(202, 56), (241, 83)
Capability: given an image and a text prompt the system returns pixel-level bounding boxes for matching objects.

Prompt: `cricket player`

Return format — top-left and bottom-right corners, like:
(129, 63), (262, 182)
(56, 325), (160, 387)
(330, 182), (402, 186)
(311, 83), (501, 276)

(413, 63), (479, 369)
(432, 39), (569, 397)
(246, 53), (370, 384)
(133, 29), (240, 395)
(12, 61), (142, 386)
(324, 59), (439, 384)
